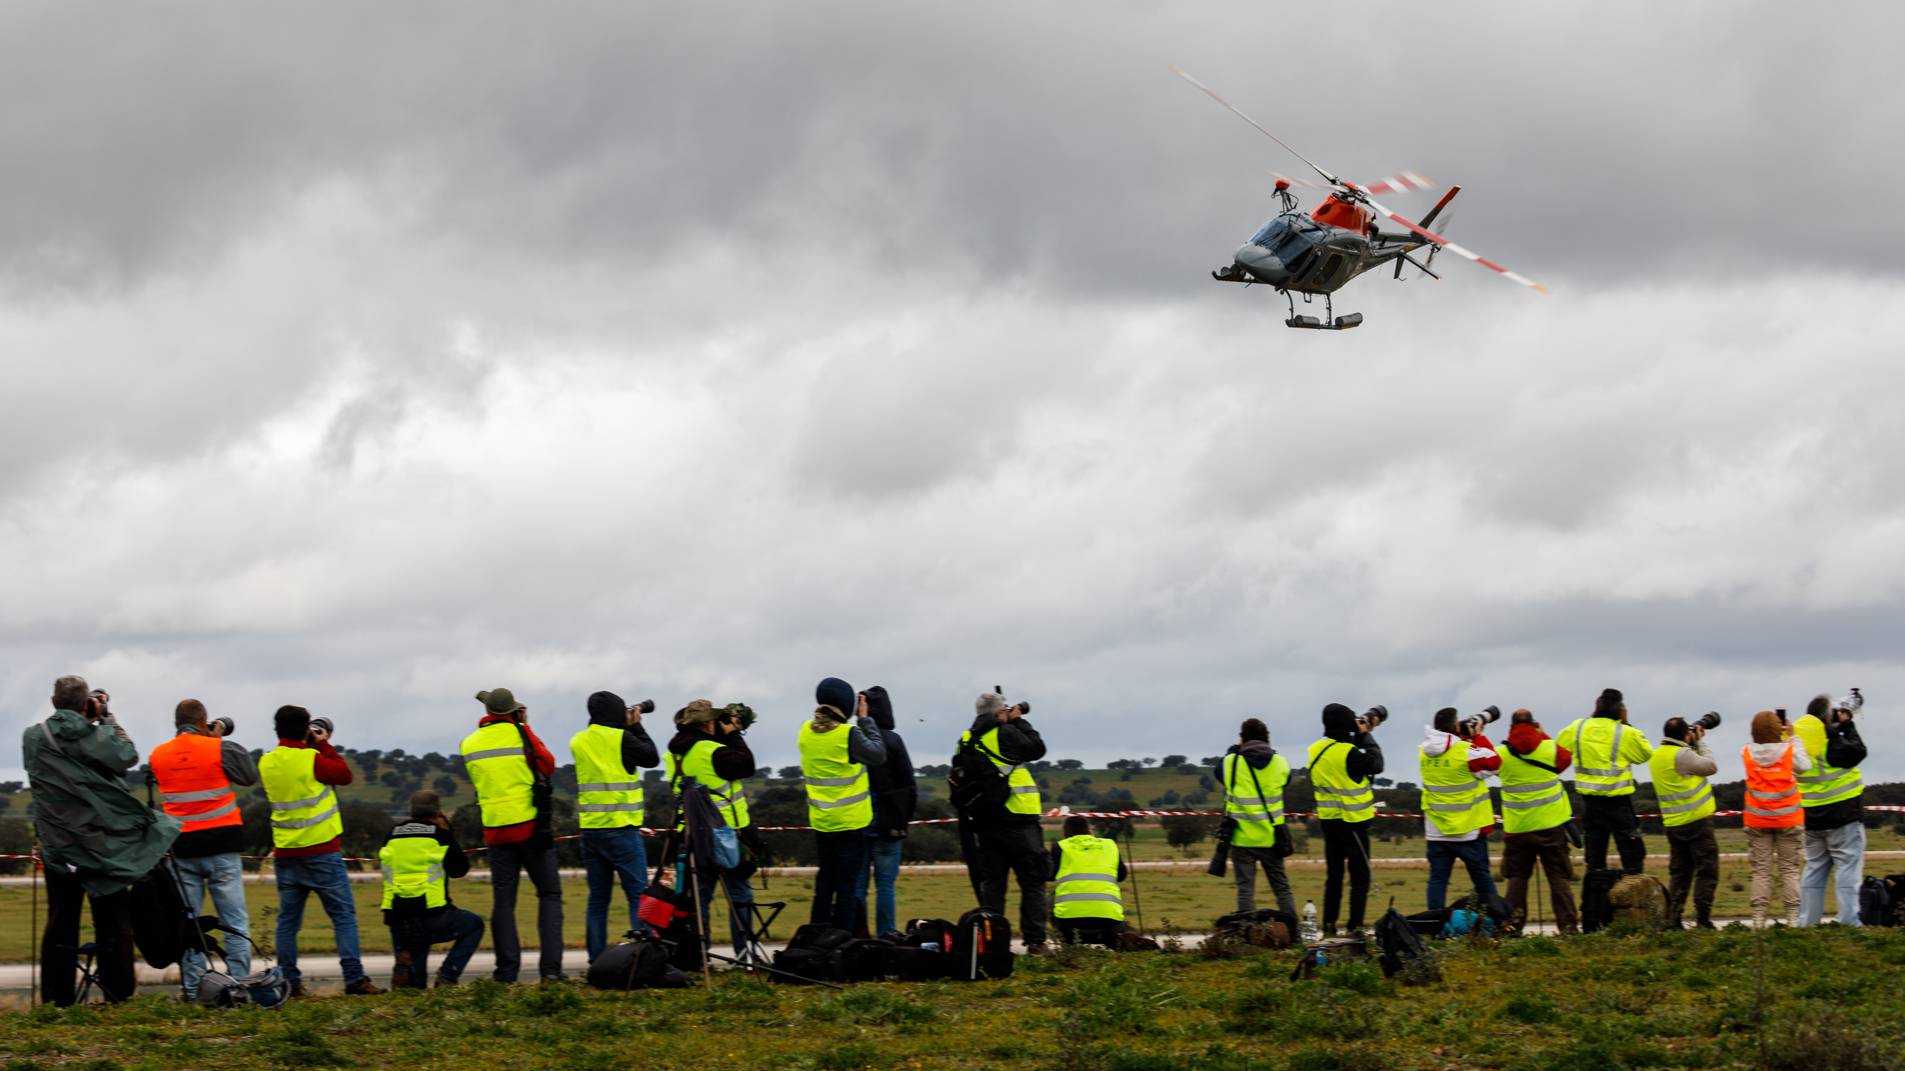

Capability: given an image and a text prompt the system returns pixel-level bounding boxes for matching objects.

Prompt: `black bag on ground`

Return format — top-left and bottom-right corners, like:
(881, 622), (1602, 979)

(1579, 868), (1622, 933)
(771, 924), (854, 984)
(659, 907), (704, 972)
(1860, 876), (1896, 927)
(588, 935), (689, 990)
(951, 907), (1014, 981)
(1373, 906), (1436, 979)
(901, 917), (957, 949)
(840, 938), (894, 982)
(886, 944), (952, 980)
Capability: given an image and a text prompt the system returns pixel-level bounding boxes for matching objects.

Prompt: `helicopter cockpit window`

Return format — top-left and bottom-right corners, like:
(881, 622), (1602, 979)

(1248, 220), (1286, 248)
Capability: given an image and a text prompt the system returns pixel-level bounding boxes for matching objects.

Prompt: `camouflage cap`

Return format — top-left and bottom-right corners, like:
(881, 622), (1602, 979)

(676, 698), (719, 726)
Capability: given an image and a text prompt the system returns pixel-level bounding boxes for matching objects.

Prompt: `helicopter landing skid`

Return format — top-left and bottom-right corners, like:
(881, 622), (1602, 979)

(1283, 290), (1363, 330)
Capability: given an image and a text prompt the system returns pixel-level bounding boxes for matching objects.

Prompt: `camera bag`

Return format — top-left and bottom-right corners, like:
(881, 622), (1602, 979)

(1373, 906), (1436, 979)
(840, 938), (894, 982)
(1859, 876), (1896, 927)
(770, 924), (854, 984)
(587, 936), (679, 990)
(951, 907), (1014, 980)
(885, 944), (953, 980)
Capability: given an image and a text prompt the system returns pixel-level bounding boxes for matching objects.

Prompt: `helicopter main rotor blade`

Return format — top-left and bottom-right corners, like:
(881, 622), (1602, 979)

(1357, 187), (1548, 293)
(1170, 65), (1340, 187)
(1272, 171), (1434, 196)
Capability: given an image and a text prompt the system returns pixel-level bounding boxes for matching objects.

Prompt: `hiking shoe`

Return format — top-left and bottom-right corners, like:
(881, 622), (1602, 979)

(345, 978), (386, 996)
(1024, 943), (1052, 956)
(289, 982), (309, 999)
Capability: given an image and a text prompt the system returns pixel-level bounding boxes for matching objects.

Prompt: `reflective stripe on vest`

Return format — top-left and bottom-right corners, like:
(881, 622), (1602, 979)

(1053, 835), (1124, 921)
(1307, 738), (1374, 823)
(1223, 752), (1289, 848)
(798, 719), (871, 832)
(1792, 715), (1864, 809)
(1646, 741), (1715, 827)
(150, 732), (243, 834)
(965, 727), (1042, 815)
(569, 723), (645, 829)
(1418, 738), (1493, 837)
(1742, 743), (1803, 829)
(379, 831), (449, 911)
(1494, 739), (1572, 835)
(461, 722), (537, 829)
(258, 746), (344, 849)
(1561, 719), (1642, 797)
(665, 738), (750, 830)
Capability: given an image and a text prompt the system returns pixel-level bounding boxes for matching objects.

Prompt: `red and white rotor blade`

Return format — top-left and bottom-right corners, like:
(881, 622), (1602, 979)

(1357, 187), (1549, 294)
(1272, 170), (1434, 196)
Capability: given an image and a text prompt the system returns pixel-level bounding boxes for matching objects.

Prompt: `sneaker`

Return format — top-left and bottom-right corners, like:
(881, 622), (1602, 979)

(345, 978), (386, 996)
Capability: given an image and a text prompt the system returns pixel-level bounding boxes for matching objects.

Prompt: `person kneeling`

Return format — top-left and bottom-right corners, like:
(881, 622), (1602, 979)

(1050, 816), (1128, 947)
(381, 791), (484, 988)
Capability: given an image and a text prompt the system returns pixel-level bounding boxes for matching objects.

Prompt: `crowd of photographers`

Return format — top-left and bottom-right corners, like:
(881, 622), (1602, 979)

(19, 672), (1875, 1005)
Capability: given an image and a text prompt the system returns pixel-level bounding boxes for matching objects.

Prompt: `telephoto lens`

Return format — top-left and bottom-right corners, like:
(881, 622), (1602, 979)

(1835, 688), (1864, 714)
(212, 716), (236, 736)
(634, 699), (656, 715)
(1362, 705), (1389, 729)
(1013, 700), (1032, 716)
(310, 716), (334, 735)
(1695, 711), (1722, 731)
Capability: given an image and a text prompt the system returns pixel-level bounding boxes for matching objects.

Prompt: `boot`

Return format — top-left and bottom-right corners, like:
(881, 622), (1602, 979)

(390, 947), (412, 989)
(1695, 910), (1716, 930)
(345, 977), (387, 996)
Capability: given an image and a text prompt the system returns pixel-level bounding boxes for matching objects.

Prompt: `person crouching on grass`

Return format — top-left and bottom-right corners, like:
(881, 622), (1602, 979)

(1049, 815), (1128, 946)
(380, 791), (483, 988)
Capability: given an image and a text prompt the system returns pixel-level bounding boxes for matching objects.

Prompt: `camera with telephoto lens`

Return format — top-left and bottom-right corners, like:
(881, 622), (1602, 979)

(1694, 711), (1722, 732)
(1834, 688), (1864, 715)
(1459, 705), (1502, 736)
(1358, 705), (1388, 732)
(309, 716), (334, 737)
(993, 685), (1030, 716)
(632, 699), (656, 715)
(212, 716), (236, 737)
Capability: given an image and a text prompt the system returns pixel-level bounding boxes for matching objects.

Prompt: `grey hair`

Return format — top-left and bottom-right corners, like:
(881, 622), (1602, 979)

(52, 675), (90, 712)
(975, 692), (1007, 716)
(409, 789), (442, 821)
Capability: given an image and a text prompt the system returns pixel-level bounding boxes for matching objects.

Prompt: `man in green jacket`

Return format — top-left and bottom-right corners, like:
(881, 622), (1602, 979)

(22, 675), (181, 1005)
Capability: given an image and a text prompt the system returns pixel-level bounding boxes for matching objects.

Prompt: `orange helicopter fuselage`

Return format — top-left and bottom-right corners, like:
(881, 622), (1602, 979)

(1311, 193), (1374, 234)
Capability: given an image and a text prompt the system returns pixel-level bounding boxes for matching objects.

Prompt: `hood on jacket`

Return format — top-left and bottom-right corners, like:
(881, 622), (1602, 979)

(1747, 740), (1800, 767)
(1322, 703), (1360, 742)
(1506, 723), (1549, 756)
(587, 690), (626, 729)
(1421, 725), (1457, 758)
(667, 726), (710, 759)
(864, 686), (894, 731)
(1234, 739), (1275, 768)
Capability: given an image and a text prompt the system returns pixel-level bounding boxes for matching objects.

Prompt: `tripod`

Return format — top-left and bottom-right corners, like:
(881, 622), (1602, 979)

(665, 811), (842, 989)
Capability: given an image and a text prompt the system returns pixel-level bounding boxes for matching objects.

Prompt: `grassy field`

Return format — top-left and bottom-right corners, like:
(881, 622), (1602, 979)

(3, 925), (1902, 1070)
(0, 846), (1846, 962)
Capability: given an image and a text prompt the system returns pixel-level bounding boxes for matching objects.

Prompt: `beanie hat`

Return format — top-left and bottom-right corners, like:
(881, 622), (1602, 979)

(1594, 688), (1624, 717)
(815, 677), (856, 716)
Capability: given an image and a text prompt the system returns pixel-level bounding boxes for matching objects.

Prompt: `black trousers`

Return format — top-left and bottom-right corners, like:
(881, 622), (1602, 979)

(41, 866), (136, 1006)
(972, 821), (1049, 945)
(1665, 819), (1720, 924)
(1582, 794), (1647, 874)
(1319, 819), (1372, 931)
(1054, 917), (1125, 946)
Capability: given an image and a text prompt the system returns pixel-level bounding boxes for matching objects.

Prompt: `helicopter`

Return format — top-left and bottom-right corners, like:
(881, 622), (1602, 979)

(1172, 66), (1546, 329)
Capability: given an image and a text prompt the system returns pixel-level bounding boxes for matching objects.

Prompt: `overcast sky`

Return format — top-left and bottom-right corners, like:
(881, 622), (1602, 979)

(4, 3), (1903, 784)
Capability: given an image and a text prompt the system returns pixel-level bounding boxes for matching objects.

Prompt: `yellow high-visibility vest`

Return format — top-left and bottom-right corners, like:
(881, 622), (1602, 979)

(258, 746), (343, 850)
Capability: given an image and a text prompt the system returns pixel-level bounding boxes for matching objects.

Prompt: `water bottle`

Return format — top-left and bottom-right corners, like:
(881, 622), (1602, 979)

(1301, 900), (1318, 942)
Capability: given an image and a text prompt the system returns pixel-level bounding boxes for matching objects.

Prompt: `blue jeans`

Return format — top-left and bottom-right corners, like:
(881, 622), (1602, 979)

(1426, 838), (1498, 912)
(390, 907), (485, 987)
(812, 829), (870, 930)
(695, 867), (758, 957)
(581, 827), (650, 962)
(1800, 821), (1866, 927)
(854, 836), (903, 937)
(175, 853), (251, 997)
(273, 852), (365, 987)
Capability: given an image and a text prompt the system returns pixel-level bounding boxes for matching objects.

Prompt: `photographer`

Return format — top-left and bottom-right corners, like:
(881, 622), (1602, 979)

(1794, 693), (1868, 927)
(1742, 710), (1808, 926)
(149, 699), (258, 1000)
(799, 677), (886, 931)
(460, 687), (564, 982)
(379, 790), (483, 988)
(960, 690), (1050, 953)
(1647, 717), (1719, 929)
(1497, 710), (1579, 934)
(1220, 718), (1297, 919)
(1048, 815), (1128, 946)
(1559, 689), (1654, 875)
(24, 676), (180, 1006)
(260, 705), (382, 995)
(1418, 708), (1502, 913)
(1306, 703), (1382, 935)
(567, 690), (659, 963)
(855, 686), (917, 938)
(666, 699), (760, 954)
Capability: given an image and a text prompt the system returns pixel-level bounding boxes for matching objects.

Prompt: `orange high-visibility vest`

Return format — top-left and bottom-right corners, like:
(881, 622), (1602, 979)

(150, 732), (242, 833)
(1742, 744), (1802, 830)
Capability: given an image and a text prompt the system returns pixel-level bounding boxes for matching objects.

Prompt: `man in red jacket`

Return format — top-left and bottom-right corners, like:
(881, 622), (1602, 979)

(1497, 709), (1579, 934)
(460, 688), (564, 983)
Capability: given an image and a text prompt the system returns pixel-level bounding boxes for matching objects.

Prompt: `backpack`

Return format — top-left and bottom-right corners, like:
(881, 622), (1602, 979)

(947, 736), (1012, 821)
(951, 908), (1014, 980)
(840, 938), (894, 982)
(1607, 874), (1671, 929)
(587, 935), (689, 990)
(1859, 876), (1896, 927)
(1212, 908), (1297, 949)
(1373, 906), (1436, 979)
(129, 863), (190, 971)
(900, 917), (957, 951)
(1579, 868), (1622, 933)
(886, 944), (952, 980)
(770, 924), (854, 984)
(1448, 892), (1517, 935)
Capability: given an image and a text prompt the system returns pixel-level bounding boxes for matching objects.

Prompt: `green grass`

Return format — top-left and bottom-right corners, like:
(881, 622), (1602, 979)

(6, 927), (1905, 1070)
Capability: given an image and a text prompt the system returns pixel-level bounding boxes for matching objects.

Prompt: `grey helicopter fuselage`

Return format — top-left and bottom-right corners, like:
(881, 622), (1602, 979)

(1225, 210), (1401, 295)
